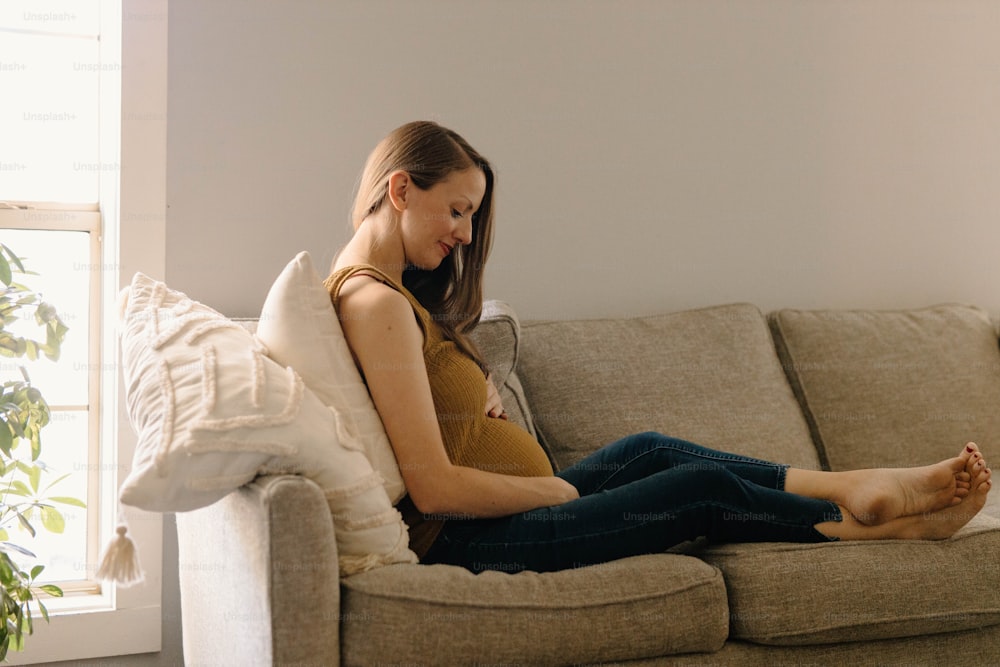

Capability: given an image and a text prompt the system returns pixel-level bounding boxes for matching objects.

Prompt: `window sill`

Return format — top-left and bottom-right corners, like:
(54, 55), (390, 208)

(8, 603), (162, 665)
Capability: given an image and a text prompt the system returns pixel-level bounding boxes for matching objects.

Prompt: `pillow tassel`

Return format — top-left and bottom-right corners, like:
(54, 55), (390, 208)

(97, 523), (145, 587)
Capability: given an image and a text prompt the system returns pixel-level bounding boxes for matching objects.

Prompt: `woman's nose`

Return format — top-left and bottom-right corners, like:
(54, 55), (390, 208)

(454, 216), (473, 245)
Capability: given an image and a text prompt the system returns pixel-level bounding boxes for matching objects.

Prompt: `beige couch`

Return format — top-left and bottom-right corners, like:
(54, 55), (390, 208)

(176, 301), (1000, 666)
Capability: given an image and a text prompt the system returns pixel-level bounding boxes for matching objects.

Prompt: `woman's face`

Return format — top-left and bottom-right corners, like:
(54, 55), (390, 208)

(398, 167), (487, 270)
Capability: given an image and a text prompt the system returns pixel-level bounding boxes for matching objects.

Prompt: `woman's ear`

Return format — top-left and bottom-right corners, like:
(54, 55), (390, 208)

(386, 170), (410, 213)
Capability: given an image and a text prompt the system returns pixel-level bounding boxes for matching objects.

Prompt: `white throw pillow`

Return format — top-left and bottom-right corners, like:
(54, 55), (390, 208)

(118, 272), (416, 574)
(256, 251), (407, 504)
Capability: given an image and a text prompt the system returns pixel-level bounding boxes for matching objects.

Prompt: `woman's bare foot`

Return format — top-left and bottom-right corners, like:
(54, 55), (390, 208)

(844, 444), (980, 524)
(786, 443), (979, 525)
(815, 462), (992, 541)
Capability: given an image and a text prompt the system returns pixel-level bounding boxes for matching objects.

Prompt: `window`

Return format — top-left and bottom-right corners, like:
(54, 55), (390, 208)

(1, 0), (107, 598)
(0, 226), (98, 590)
(1, 1), (166, 662)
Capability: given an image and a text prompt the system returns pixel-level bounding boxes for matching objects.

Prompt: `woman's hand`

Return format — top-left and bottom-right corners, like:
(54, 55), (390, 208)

(548, 476), (581, 504)
(485, 372), (508, 420)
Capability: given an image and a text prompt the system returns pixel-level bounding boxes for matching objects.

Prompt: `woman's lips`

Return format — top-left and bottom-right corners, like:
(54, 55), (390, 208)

(439, 242), (452, 257)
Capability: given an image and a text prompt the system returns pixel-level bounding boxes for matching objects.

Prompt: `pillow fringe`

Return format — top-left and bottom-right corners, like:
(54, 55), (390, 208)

(149, 309), (219, 350)
(201, 345), (217, 413)
(334, 508), (403, 532)
(97, 523), (145, 587)
(250, 347), (265, 409)
(192, 366), (303, 431)
(183, 318), (246, 346)
(338, 526), (417, 576)
(155, 359), (176, 477)
(324, 470), (384, 501)
(185, 438), (298, 457)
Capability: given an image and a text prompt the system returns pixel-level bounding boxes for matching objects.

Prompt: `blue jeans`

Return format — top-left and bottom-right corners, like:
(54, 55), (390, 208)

(422, 431), (842, 573)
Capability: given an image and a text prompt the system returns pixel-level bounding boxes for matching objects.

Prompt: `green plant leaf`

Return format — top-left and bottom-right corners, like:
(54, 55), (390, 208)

(34, 302), (54, 324)
(5, 481), (31, 497)
(6, 416), (24, 440)
(29, 565), (43, 580)
(8, 619), (21, 651)
(0, 425), (11, 457)
(0, 255), (10, 287)
(40, 472), (70, 494)
(14, 462), (41, 494)
(29, 428), (41, 461)
(0, 542), (34, 560)
(37, 584), (62, 598)
(37, 599), (49, 623)
(39, 506), (64, 534)
(48, 496), (86, 508)
(14, 511), (35, 538)
(0, 245), (25, 273)
(0, 552), (14, 581)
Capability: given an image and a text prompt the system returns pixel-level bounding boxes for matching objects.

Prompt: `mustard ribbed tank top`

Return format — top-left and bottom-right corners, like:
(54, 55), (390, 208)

(325, 264), (554, 558)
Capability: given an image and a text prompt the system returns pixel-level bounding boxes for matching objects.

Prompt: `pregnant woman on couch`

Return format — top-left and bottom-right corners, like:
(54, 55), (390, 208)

(325, 120), (993, 574)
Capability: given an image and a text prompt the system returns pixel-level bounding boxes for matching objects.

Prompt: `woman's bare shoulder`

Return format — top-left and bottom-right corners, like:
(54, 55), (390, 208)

(337, 275), (412, 328)
(337, 274), (423, 353)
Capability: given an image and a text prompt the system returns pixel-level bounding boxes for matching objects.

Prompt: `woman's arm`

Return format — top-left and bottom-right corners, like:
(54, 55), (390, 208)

(337, 278), (578, 518)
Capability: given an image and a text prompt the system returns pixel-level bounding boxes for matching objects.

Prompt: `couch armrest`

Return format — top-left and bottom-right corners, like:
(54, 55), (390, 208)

(176, 474), (340, 666)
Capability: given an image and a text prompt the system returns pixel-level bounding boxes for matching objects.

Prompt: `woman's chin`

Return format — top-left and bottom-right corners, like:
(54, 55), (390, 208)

(410, 257), (444, 272)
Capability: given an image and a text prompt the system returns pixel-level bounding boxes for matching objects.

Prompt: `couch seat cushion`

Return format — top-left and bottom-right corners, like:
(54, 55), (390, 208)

(340, 554), (728, 666)
(692, 512), (1000, 646)
(770, 304), (1000, 471)
(519, 303), (821, 471)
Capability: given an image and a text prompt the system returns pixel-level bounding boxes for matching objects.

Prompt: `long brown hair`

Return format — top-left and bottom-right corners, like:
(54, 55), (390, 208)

(352, 121), (496, 371)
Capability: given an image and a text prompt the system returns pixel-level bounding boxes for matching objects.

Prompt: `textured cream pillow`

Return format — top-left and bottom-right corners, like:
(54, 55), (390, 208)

(118, 272), (416, 574)
(256, 251), (407, 503)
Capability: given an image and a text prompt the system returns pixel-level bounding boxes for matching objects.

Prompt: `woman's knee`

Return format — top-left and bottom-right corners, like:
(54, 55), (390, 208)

(615, 431), (717, 461)
(615, 430), (680, 453)
(666, 463), (746, 500)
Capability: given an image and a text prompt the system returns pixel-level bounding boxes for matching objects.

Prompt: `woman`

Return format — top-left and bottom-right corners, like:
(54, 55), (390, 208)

(326, 120), (992, 573)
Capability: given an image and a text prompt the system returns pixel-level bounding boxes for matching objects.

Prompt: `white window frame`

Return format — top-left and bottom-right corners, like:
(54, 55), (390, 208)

(9, 1), (166, 663)
(0, 209), (103, 596)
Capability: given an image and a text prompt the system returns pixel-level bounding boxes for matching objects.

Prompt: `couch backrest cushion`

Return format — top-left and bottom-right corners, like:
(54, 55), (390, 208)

(770, 304), (1000, 470)
(518, 303), (822, 471)
(468, 300), (541, 442)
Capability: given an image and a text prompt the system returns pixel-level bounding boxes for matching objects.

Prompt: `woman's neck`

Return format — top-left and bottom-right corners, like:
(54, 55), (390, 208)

(334, 216), (406, 283)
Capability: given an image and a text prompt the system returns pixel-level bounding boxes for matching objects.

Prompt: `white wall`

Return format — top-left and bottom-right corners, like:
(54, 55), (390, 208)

(167, 0), (1000, 322)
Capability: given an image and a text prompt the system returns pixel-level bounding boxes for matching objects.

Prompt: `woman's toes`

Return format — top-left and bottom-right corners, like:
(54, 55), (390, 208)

(976, 474), (992, 494)
(959, 443), (977, 465)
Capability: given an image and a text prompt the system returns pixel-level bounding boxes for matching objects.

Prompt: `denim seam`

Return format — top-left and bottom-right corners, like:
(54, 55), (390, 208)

(595, 444), (785, 493)
(776, 463), (789, 490)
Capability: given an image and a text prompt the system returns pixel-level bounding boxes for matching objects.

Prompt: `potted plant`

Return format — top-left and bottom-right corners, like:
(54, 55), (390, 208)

(0, 242), (82, 660)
